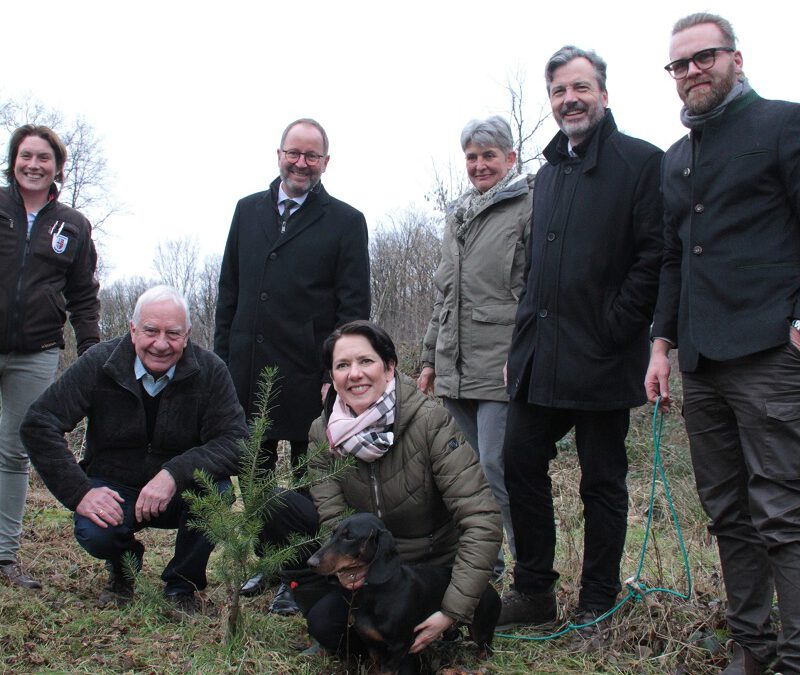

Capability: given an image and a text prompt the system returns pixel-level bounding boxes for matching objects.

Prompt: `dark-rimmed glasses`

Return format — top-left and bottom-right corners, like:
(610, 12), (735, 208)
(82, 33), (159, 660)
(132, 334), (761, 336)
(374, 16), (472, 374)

(664, 47), (735, 79)
(281, 149), (325, 166)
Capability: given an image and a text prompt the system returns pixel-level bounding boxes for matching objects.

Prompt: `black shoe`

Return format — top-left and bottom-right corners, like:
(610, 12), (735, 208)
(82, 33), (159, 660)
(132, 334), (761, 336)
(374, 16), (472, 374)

(495, 589), (557, 630)
(241, 572), (271, 597)
(721, 641), (767, 675)
(0, 560), (42, 590)
(165, 591), (200, 615)
(568, 608), (610, 652)
(98, 570), (134, 608)
(269, 581), (300, 615)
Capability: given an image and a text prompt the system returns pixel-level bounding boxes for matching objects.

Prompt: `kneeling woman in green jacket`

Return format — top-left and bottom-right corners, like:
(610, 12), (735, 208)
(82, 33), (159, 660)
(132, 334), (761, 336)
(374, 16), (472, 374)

(305, 320), (502, 657)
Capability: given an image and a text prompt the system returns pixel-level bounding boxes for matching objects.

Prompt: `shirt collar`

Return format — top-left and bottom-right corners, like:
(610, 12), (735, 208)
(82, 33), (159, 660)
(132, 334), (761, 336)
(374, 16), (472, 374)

(278, 185), (309, 208)
(134, 356), (176, 397)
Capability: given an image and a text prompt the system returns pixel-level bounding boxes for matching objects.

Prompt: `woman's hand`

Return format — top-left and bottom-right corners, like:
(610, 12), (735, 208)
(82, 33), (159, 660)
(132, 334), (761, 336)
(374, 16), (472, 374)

(416, 366), (435, 394)
(409, 611), (456, 654)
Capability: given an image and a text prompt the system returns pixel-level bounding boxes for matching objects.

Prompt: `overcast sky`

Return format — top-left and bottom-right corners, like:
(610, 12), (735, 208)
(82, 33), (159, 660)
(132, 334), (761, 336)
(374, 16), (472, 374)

(4, 0), (799, 282)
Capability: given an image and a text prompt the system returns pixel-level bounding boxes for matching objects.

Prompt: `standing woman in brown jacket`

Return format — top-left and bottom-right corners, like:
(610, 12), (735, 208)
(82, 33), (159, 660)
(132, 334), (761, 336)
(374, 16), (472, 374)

(0, 126), (100, 590)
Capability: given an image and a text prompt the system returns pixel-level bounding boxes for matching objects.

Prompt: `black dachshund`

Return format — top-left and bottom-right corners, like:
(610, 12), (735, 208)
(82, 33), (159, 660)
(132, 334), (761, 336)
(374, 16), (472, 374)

(307, 512), (500, 674)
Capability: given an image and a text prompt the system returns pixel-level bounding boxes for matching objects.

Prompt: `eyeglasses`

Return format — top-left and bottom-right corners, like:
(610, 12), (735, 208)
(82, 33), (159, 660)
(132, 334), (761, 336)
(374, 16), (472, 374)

(664, 47), (735, 79)
(281, 149), (325, 166)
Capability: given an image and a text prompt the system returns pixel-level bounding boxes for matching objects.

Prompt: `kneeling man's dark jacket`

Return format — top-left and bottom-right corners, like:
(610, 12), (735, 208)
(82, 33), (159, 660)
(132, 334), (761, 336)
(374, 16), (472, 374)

(21, 336), (248, 511)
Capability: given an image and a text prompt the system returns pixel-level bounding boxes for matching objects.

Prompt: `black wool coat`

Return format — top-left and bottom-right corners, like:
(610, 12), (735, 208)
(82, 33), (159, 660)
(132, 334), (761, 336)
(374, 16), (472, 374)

(214, 178), (370, 438)
(507, 111), (663, 410)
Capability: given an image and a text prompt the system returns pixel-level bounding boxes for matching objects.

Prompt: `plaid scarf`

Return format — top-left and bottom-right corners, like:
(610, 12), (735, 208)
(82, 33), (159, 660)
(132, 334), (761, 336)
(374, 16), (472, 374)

(326, 378), (396, 462)
(454, 167), (519, 241)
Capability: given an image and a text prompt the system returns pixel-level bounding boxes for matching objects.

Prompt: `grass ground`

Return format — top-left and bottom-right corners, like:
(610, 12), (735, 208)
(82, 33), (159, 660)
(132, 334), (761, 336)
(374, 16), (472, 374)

(1, 395), (733, 674)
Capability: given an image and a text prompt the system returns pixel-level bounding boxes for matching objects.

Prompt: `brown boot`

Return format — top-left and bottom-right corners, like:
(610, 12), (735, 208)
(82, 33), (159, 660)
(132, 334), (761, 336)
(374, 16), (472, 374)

(0, 560), (42, 590)
(721, 642), (767, 675)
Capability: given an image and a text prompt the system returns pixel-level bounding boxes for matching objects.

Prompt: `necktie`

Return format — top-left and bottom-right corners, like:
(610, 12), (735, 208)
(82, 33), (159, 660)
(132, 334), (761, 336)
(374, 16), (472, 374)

(280, 199), (298, 234)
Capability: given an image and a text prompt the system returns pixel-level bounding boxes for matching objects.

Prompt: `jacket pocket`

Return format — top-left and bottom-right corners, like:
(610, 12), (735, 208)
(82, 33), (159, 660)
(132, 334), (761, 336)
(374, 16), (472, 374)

(762, 400), (800, 479)
(472, 304), (516, 326)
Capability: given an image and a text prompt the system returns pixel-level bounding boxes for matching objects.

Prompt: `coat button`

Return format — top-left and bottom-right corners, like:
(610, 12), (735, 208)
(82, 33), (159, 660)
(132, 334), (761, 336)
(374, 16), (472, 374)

(547, 232), (556, 242)
(269, 252), (277, 260)
(692, 245), (703, 255)
(564, 166), (573, 175)
(683, 167), (691, 177)
(260, 292), (269, 301)
(694, 203), (704, 213)
(539, 309), (548, 318)
(256, 334), (264, 343)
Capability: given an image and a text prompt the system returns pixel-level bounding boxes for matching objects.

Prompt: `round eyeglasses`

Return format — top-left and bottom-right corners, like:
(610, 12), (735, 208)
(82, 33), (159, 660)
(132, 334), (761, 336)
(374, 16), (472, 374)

(281, 149), (325, 166)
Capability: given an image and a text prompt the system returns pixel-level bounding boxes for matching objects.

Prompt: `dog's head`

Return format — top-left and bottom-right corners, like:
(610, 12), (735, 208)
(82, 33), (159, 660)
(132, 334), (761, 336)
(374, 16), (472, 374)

(307, 512), (400, 586)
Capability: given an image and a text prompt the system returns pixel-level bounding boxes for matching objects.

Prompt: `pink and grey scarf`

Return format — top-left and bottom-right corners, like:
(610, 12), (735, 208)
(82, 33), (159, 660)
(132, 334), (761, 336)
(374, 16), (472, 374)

(326, 378), (396, 462)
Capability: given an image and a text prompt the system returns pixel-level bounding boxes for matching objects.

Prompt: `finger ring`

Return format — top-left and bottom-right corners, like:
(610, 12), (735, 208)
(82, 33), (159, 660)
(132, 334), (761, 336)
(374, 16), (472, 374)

(349, 573), (355, 580)
(98, 509), (105, 515)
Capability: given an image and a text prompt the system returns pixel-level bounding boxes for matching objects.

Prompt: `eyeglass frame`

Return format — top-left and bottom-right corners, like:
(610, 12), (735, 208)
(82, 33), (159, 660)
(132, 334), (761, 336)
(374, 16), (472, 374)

(664, 47), (736, 80)
(280, 149), (326, 166)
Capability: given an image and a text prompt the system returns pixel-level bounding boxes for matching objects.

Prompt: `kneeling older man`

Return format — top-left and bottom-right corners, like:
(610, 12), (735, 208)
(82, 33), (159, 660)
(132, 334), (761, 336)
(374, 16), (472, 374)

(21, 285), (247, 610)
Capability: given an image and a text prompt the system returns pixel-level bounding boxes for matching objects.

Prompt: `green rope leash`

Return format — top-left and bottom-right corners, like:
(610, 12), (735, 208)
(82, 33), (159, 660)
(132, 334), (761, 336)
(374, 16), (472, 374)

(496, 397), (693, 642)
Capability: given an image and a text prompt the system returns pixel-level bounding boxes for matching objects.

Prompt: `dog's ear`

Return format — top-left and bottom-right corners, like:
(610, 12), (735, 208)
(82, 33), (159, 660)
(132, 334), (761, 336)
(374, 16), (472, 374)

(364, 525), (400, 585)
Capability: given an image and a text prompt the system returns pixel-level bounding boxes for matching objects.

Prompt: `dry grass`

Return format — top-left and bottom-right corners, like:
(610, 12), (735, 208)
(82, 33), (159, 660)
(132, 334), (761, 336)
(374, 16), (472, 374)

(2, 384), (734, 674)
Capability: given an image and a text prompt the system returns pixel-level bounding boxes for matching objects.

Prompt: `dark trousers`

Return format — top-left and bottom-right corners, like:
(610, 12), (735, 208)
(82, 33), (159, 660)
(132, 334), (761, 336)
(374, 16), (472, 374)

(683, 344), (800, 673)
(258, 489), (368, 656)
(503, 401), (630, 610)
(259, 438), (309, 481)
(73, 477), (229, 595)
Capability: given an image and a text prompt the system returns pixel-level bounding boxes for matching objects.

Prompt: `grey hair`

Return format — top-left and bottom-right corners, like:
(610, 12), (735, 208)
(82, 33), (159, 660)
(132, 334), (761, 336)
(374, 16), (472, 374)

(280, 118), (330, 155)
(671, 12), (737, 48)
(131, 285), (192, 328)
(460, 116), (515, 155)
(545, 45), (608, 94)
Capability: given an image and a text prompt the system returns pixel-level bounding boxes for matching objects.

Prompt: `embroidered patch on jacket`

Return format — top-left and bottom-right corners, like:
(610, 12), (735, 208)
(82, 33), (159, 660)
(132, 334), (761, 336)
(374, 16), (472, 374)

(50, 220), (69, 254)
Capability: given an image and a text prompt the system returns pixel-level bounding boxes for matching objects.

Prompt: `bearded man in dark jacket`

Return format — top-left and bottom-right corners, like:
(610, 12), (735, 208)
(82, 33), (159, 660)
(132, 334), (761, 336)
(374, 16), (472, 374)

(498, 46), (663, 644)
(21, 286), (247, 611)
(647, 13), (800, 675)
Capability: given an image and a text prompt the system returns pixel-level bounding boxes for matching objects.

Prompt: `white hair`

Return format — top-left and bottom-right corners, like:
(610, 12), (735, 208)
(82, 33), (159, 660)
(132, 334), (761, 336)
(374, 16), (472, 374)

(131, 285), (191, 328)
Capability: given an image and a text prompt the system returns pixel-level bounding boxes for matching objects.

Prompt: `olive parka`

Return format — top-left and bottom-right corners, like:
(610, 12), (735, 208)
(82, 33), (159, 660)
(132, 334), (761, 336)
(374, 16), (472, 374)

(308, 372), (502, 624)
(422, 173), (533, 401)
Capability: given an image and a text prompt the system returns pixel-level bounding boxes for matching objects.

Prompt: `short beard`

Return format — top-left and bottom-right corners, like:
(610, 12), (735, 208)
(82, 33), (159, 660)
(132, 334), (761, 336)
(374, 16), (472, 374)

(684, 67), (738, 115)
(557, 102), (605, 144)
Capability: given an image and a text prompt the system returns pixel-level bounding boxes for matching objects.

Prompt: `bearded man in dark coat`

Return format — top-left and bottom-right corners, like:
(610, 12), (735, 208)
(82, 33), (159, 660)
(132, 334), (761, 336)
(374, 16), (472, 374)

(497, 46), (663, 647)
(214, 118), (370, 609)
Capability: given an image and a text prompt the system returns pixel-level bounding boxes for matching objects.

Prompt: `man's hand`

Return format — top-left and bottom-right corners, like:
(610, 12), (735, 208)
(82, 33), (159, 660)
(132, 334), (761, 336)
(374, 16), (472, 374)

(76, 486), (125, 528)
(135, 469), (176, 523)
(645, 339), (672, 411)
(410, 611), (456, 654)
(791, 324), (800, 351)
(416, 366), (435, 394)
(321, 382), (331, 404)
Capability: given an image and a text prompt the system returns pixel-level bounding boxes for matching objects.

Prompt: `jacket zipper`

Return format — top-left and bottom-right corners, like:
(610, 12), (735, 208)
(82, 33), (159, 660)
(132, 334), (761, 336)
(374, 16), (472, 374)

(368, 464), (382, 519)
(9, 203), (53, 350)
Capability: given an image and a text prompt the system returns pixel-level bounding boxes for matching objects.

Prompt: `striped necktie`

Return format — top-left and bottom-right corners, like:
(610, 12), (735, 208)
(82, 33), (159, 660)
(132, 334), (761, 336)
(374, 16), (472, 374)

(280, 199), (298, 234)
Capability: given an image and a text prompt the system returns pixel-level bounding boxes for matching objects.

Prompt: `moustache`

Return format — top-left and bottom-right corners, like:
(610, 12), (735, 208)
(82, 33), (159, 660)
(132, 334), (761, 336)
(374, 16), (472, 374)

(560, 101), (589, 116)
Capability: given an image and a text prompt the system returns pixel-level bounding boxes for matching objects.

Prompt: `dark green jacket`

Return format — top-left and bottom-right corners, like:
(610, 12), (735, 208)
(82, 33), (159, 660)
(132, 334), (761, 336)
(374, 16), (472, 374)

(309, 373), (502, 623)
